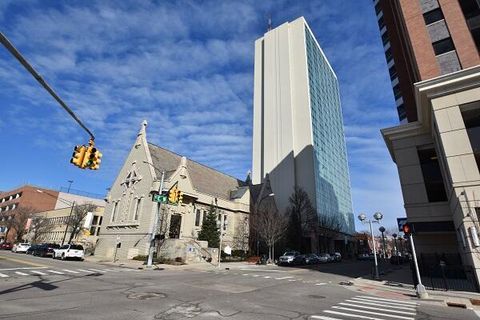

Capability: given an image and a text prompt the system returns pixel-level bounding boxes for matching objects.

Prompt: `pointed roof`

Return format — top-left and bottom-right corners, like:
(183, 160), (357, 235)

(147, 143), (246, 200)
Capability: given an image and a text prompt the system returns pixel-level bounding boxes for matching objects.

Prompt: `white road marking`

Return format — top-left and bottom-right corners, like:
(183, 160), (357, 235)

(310, 316), (343, 320)
(324, 310), (385, 320)
(77, 269), (92, 273)
(252, 274), (260, 277)
(357, 295), (418, 306)
(15, 272), (29, 276)
(338, 303), (416, 316)
(62, 269), (80, 274)
(240, 268), (286, 273)
(346, 299), (415, 311)
(275, 276), (293, 280)
(103, 269), (119, 272)
(30, 271), (47, 276)
(48, 270), (64, 275)
(288, 279), (297, 282)
(242, 273), (249, 276)
(263, 276), (271, 279)
(0, 267), (47, 271)
(331, 306), (414, 320)
(315, 283), (326, 286)
(87, 269), (105, 273)
(0, 273), (9, 278)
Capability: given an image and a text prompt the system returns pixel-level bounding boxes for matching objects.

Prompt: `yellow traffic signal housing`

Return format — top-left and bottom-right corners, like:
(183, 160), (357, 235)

(70, 145), (86, 168)
(89, 149), (103, 170)
(81, 146), (95, 168)
(177, 191), (183, 205)
(168, 183), (179, 204)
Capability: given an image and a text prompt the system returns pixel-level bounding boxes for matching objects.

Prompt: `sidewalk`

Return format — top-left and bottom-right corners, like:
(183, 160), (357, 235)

(351, 264), (480, 310)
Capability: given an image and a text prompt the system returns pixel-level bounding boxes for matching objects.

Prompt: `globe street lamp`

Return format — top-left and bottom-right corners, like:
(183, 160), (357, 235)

(358, 212), (383, 280)
(392, 233), (398, 255)
(379, 226), (386, 259)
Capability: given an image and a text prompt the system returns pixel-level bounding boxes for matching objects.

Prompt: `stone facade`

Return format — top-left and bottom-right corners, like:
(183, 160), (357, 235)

(94, 121), (250, 262)
(382, 66), (480, 285)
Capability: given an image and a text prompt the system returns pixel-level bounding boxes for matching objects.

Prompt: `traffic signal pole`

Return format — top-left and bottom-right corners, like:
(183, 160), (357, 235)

(0, 32), (95, 141)
(409, 234), (428, 299)
(147, 170), (165, 268)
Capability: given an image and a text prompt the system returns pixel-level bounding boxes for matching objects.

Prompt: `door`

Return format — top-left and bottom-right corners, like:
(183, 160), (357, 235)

(169, 214), (182, 239)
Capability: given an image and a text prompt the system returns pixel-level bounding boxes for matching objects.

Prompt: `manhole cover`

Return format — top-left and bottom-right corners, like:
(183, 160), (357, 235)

(127, 292), (166, 300)
(308, 295), (326, 299)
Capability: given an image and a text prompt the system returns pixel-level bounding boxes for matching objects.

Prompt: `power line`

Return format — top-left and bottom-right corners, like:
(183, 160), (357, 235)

(0, 31), (95, 140)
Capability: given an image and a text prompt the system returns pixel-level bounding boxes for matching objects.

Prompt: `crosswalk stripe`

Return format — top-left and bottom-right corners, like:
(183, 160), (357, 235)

(337, 303), (416, 316)
(315, 283), (326, 286)
(331, 306), (414, 320)
(288, 279), (297, 282)
(48, 270), (64, 275)
(0, 273), (9, 278)
(350, 297), (417, 309)
(242, 273), (249, 276)
(15, 272), (28, 276)
(263, 276), (271, 279)
(357, 295), (418, 306)
(103, 268), (119, 272)
(30, 271), (47, 276)
(87, 269), (105, 273)
(63, 269), (80, 274)
(310, 316), (343, 320)
(77, 269), (93, 273)
(346, 299), (415, 311)
(252, 275), (260, 277)
(324, 310), (384, 320)
(275, 276), (293, 280)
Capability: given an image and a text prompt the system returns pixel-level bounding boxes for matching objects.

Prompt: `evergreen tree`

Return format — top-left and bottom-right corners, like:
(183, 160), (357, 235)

(197, 203), (220, 248)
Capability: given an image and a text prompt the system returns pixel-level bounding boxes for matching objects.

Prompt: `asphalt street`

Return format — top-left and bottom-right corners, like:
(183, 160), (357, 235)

(0, 251), (478, 320)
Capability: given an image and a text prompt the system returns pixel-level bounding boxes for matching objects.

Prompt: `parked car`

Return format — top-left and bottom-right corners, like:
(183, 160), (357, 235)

(278, 251), (300, 266)
(53, 244), (85, 260)
(330, 252), (342, 262)
(317, 253), (330, 263)
(26, 244), (40, 255)
(34, 243), (60, 257)
(0, 243), (13, 250)
(357, 253), (370, 261)
(293, 254), (307, 265)
(305, 253), (320, 265)
(12, 243), (31, 253)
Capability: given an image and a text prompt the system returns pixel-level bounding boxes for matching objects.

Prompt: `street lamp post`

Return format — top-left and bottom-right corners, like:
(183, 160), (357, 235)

(379, 226), (386, 259)
(254, 193), (274, 257)
(358, 212), (383, 280)
(392, 233), (398, 255)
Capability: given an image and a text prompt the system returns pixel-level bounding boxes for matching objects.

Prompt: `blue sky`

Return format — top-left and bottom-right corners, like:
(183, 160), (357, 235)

(0, 0), (404, 232)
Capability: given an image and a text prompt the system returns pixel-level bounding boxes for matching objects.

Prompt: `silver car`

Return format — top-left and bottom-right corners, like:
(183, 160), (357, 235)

(278, 251), (300, 265)
(12, 243), (31, 253)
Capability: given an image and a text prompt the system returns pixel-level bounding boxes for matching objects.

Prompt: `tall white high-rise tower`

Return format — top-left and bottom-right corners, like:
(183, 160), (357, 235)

(252, 17), (354, 235)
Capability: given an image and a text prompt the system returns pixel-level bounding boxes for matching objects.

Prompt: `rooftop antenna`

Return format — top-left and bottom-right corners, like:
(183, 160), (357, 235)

(267, 14), (272, 31)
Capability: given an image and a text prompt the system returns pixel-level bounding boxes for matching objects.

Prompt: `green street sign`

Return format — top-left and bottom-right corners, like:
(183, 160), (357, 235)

(153, 194), (167, 203)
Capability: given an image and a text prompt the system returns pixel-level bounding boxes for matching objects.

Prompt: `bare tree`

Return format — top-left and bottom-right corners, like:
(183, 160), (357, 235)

(67, 204), (96, 244)
(252, 203), (288, 262)
(10, 206), (37, 242)
(0, 213), (15, 241)
(286, 187), (317, 251)
(233, 216), (249, 255)
(29, 215), (54, 244)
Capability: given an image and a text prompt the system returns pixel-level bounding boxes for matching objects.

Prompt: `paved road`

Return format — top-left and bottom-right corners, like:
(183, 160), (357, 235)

(0, 251), (477, 320)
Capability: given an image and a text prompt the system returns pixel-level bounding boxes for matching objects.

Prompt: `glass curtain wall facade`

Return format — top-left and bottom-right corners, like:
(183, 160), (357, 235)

(305, 27), (354, 234)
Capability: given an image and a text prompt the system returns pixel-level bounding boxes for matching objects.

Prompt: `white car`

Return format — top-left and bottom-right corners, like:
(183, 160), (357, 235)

(12, 243), (31, 253)
(53, 244), (85, 261)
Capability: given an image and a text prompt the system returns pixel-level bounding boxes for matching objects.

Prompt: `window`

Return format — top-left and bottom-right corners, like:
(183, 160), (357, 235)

(378, 16), (385, 29)
(417, 147), (448, 202)
(223, 215), (228, 231)
(459, 0), (480, 50)
(389, 65), (397, 80)
(432, 38), (455, 55)
(96, 228), (101, 236)
(385, 47), (392, 62)
(461, 101), (480, 172)
(393, 83), (402, 100)
(111, 201), (118, 222)
(423, 8), (444, 25)
(133, 198), (141, 221)
(381, 31), (389, 45)
(375, 2), (382, 15)
(195, 209), (201, 227)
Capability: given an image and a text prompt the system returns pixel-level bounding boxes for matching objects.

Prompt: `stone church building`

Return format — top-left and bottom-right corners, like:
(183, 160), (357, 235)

(94, 121), (250, 262)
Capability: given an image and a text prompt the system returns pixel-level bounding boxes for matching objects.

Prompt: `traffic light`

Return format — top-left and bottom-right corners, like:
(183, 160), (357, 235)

(168, 183), (178, 204)
(403, 223), (412, 235)
(70, 145), (86, 168)
(89, 148), (103, 170)
(81, 146), (95, 168)
(177, 191), (183, 205)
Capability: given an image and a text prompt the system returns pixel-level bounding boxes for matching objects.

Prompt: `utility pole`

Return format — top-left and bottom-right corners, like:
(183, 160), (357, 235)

(147, 171), (165, 268)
